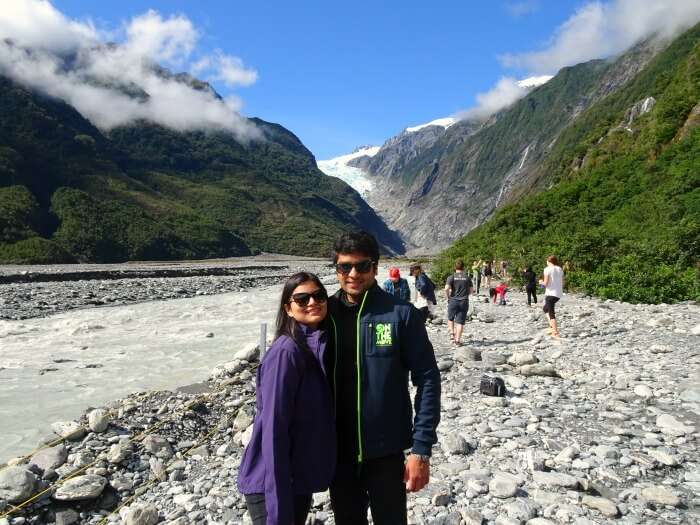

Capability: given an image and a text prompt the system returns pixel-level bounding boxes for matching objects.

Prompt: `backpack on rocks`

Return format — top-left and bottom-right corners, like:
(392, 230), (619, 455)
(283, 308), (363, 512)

(480, 375), (506, 397)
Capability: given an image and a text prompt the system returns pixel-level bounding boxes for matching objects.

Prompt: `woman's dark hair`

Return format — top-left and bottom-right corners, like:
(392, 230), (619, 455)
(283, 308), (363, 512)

(547, 255), (559, 266)
(332, 231), (379, 264)
(275, 272), (327, 350)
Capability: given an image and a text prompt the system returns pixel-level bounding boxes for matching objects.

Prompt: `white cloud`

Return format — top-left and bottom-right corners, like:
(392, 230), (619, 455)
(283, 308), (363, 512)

(457, 75), (552, 121)
(0, 0), (259, 139)
(191, 50), (258, 88)
(505, 1), (540, 18)
(500, 0), (700, 74)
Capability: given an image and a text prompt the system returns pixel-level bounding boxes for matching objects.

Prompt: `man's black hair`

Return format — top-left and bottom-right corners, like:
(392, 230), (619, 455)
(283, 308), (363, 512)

(332, 231), (380, 264)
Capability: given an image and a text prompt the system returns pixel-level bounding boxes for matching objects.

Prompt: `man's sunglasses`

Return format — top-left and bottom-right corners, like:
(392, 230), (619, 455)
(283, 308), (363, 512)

(335, 259), (375, 275)
(290, 289), (328, 307)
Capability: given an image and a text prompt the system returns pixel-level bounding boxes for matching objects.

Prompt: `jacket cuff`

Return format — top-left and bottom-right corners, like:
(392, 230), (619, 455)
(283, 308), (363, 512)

(411, 440), (432, 456)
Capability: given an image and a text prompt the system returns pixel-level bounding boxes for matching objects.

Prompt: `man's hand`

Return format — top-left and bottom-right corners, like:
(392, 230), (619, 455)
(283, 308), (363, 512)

(404, 454), (430, 492)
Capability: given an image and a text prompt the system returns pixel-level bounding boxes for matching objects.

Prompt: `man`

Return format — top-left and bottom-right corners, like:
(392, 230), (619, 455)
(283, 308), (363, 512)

(409, 263), (437, 323)
(444, 259), (472, 346)
(328, 231), (441, 525)
(382, 266), (411, 302)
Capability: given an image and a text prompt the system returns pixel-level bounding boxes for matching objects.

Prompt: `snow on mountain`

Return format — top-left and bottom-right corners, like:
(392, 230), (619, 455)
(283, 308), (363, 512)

(405, 117), (457, 133)
(317, 146), (380, 198)
(516, 75), (553, 88)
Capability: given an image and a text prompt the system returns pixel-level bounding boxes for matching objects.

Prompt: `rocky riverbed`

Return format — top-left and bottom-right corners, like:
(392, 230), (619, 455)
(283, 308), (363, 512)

(0, 256), (332, 320)
(1, 285), (699, 525)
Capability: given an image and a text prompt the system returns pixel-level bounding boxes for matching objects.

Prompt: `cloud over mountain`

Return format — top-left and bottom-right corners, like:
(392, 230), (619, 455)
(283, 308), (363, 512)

(500, 0), (700, 74)
(0, 0), (259, 138)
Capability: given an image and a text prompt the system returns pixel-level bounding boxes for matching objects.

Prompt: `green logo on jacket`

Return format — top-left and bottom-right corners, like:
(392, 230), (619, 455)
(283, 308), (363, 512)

(375, 323), (392, 346)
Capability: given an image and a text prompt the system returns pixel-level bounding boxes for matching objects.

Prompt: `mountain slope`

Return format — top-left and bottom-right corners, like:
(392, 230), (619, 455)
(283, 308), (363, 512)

(362, 38), (661, 252)
(0, 76), (404, 263)
(432, 22), (700, 303)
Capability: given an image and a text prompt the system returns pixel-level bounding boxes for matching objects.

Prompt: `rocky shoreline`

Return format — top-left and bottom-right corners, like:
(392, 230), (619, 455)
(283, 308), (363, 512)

(1, 285), (699, 525)
(0, 257), (332, 320)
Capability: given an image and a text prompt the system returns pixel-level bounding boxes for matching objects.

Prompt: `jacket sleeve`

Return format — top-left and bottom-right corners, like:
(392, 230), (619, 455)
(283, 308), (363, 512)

(260, 340), (304, 525)
(382, 279), (392, 294)
(401, 306), (441, 455)
(401, 279), (411, 301)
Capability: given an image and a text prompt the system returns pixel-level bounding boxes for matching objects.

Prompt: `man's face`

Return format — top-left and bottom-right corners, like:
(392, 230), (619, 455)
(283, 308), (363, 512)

(335, 252), (377, 298)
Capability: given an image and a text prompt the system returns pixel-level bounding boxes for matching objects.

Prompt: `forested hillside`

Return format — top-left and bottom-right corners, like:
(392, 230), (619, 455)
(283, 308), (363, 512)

(434, 23), (700, 303)
(0, 77), (403, 263)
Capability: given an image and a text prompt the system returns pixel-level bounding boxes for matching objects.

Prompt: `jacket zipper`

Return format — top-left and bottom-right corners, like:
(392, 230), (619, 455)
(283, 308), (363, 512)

(356, 290), (369, 464)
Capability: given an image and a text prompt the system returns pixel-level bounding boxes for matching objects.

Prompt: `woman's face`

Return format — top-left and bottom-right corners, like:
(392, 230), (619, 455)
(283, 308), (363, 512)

(284, 281), (327, 328)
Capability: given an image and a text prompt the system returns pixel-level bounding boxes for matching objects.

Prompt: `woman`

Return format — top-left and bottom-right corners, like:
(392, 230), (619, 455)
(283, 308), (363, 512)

(539, 255), (564, 338)
(238, 272), (336, 525)
(522, 266), (537, 306)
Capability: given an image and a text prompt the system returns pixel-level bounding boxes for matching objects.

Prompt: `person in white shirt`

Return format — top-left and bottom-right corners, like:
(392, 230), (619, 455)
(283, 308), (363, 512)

(539, 255), (564, 338)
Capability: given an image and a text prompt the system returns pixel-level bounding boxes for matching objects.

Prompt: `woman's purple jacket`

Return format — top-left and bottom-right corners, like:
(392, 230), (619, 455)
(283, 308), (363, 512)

(237, 324), (336, 525)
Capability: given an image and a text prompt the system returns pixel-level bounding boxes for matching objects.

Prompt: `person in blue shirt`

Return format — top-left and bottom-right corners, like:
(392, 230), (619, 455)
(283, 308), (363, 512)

(382, 266), (411, 302)
(238, 272), (336, 525)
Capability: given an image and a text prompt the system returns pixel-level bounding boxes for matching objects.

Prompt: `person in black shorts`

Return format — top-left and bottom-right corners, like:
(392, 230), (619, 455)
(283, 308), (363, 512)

(444, 259), (472, 346)
(522, 266), (537, 306)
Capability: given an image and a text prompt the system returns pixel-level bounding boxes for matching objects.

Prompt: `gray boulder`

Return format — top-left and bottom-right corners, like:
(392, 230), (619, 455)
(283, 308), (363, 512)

(0, 467), (37, 503)
(126, 503), (160, 525)
(29, 444), (67, 472)
(88, 409), (110, 433)
(53, 474), (106, 501)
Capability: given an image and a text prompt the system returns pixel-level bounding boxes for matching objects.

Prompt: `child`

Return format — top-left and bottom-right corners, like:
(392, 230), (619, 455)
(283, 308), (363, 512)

(493, 282), (508, 305)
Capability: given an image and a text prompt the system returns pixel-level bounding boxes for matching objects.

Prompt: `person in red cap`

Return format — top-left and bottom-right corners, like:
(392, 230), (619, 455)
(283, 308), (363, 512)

(383, 266), (411, 302)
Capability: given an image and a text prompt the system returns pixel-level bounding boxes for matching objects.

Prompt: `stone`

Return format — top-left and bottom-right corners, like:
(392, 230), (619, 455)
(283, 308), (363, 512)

(518, 364), (559, 377)
(233, 408), (254, 432)
(173, 494), (197, 512)
(88, 409), (110, 433)
(647, 449), (678, 466)
(505, 498), (538, 521)
(460, 509), (484, 525)
(55, 509), (80, 525)
(507, 352), (539, 366)
(53, 474), (107, 501)
(29, 445), (67, 472)
(489, 476), (519, 498)
(454, 347), (481, 362)
(526, 519), (556, 525)
(532, 471), (579, 489)
(641, 486), (681, 507)
(554, 446), (579, 464)
(126, 503), (160, 525)
(51, 421), (86, 441)
(656, 414), (695, 436)
(680, 387), (700, 403)
(582, 495), (618, 517)
(442, 434), (470, 455)
(234, 343), (260, 362)
(107, 441), (132, 464)
(142, 434), (174, 459)
(633, 385), (653, 398)
(0, 467), (37, 504)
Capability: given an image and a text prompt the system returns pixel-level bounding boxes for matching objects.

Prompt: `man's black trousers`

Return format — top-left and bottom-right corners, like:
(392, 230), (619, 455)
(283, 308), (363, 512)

(330, 453), (407, 525)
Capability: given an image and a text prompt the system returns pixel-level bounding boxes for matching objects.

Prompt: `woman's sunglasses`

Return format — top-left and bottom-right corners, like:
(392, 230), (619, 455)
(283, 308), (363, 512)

(290, 289), (328, 307)
(335, 259), (374, 275)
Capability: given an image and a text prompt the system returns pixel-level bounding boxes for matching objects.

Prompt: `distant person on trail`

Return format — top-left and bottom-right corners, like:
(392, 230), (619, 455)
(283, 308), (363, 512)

(501, 260), (508, 279)
(483, 262), (493, 290)
(472, 260), (482, 295)
(540, 255), (564, 338)
(328, 231), (441, 525)
(523, 266), (538, 306)
(410, 264), (437, 323)
(445, 259), (473, 346)
(383, 267), (411, 302)
(238, 272), (335, 525)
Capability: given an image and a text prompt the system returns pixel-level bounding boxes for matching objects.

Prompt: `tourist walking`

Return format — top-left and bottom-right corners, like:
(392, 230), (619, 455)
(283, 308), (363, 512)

(238, 272), (336, 525)
(383, 266), (411, 302)
(523, 266), (537, 306)
(444, 259), (473, 346)
(472, 260), (482, 295)
(540, 255), (564, 338)
(483, 261), (493, 289)
(327, 231), (441, 525)
(410, 263), (437, 323)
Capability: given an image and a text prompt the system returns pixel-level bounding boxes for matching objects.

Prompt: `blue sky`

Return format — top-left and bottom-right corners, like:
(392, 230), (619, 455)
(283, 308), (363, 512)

(45, 1), (697, 158)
